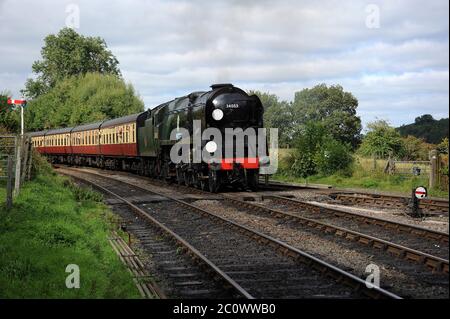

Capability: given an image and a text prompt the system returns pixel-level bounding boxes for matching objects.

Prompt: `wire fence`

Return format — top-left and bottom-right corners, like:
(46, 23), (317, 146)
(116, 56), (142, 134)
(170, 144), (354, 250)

(392, 161), (431, 176)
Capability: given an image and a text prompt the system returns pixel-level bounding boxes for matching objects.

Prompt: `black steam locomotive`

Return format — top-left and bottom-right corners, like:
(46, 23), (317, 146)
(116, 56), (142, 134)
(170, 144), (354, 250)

(31, 84), (269, 192)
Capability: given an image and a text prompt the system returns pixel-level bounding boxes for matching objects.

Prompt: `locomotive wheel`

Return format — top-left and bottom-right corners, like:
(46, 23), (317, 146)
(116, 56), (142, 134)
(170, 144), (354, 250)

(176, 168), (184, 185)
(247, 169), (259, 191)
(193, 172), (206, 190)
(208, 170), (221, 193)
(198, 173), (207, 191)
(161, 163), (169, 182)
(192, 173), (199, 189)
(183, 171), (191, 186)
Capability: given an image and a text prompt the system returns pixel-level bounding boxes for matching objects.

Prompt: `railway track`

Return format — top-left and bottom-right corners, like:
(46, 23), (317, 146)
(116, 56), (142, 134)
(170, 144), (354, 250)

(257, 178), (448, 216)
(260, 195), (449, 265)
(112, 171), (449, 274)
(59, 167), (400, 299)
(331, 192), (449, 216)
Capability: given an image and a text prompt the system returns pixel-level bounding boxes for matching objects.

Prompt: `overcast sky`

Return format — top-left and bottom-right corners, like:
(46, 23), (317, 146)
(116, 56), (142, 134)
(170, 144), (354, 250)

(0, 0), (448, 128)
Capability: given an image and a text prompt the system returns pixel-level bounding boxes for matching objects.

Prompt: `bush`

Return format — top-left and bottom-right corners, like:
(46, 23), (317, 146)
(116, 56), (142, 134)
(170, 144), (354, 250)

(31, 150), (54, 177)
(314, 136), (353, 176)
(290, 122), (354, 178)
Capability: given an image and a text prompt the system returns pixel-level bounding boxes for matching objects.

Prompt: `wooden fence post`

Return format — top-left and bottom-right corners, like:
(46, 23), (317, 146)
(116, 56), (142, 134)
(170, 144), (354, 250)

(21, 138), (29, 184)
(14, 136), (22, 196)
(6, 155), (13, 210)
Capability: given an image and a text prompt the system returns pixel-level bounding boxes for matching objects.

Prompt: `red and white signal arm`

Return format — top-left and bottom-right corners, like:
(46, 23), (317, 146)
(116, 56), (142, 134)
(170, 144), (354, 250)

(414, 186), (427, 199)
(7, 98), (27, 105)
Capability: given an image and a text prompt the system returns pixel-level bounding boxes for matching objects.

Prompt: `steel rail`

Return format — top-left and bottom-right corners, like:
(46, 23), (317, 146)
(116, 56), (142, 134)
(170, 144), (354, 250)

(60, 167), (401, 299)
(61, 171), (253, 299)
(266, 195), (449, 244)
(109, 172), (449, 271)
(334, 193), (449, 214)
(64, 167), (448, 274)
(222, 195), (449, 274)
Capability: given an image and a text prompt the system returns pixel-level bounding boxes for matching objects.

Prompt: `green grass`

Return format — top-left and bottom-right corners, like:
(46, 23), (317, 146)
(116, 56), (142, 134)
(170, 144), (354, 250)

(0, 173), (141, 298)
(274, 170), (448, 198)
(274, 151), (449, 199)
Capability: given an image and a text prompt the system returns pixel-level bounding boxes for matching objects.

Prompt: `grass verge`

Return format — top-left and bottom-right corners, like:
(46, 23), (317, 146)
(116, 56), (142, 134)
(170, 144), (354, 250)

(274, 150), (448, 198)
(0, 172), (141, 298)
(273, 171), (448, 198)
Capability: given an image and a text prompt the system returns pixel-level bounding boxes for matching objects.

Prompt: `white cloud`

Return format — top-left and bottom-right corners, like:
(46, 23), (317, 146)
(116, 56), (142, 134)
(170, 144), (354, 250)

(0, 0), (448, 127)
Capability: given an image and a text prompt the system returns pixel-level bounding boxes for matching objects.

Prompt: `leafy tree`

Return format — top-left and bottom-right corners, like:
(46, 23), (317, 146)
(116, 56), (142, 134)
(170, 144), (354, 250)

(400, 135), (431, 161)
(22, 28), (120, 99)
(289, 122), (353, 178)
(358, 120), (404, 159)
(292, 84), (362, 149)
(25, 73), (144, 131)
(290, 122), (326, 178)
(249, 90), (294, 147)
(437, 137), (449, 154)
(0, 91), (19, 132)
(249, 85), (362, 149)
(397, 114), (449, 144)
(314, 136), (353, 176)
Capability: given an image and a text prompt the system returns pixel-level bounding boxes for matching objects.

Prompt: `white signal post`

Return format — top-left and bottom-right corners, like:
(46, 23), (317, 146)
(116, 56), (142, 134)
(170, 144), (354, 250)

(7, 98), (26, 137)
(7, 98), (27, 195)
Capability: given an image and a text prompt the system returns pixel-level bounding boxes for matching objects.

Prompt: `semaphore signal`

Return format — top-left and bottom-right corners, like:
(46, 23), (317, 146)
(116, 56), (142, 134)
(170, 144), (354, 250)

(7, 98), (27, 106)
(7, 98), (27, 136)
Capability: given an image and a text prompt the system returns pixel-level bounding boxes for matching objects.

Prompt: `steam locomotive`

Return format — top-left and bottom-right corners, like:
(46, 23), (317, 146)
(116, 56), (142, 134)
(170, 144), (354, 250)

(30, 84), (269, 192)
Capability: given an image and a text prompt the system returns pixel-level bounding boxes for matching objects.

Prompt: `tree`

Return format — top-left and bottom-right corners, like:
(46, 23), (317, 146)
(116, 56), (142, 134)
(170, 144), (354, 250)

(25, 73), (144, 131)
(292, 84), (362, 149)
(397, 114), (449, 144)
(289, 122), (353, 178)
(0, 91), (19, 132)
(248, 90), (294, 147)
(358, 120), (404, 159)
(314, 136), (353, 175)
(437, 137), (449, 154)
(400, 135), (431, 161)
(22, 28), (120, 99)
(415, 114), (434, 124)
